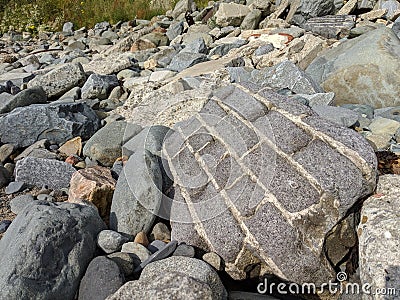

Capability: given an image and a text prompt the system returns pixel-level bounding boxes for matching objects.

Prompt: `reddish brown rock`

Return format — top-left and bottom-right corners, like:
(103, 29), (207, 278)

(68, 166), (116, 223)
(134, 231), (149, 247)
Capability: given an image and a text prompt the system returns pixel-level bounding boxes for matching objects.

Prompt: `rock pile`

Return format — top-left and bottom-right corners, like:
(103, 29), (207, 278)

(0, 0), (400, 298)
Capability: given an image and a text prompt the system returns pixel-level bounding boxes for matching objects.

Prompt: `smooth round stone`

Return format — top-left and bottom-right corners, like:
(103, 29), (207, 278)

(5, 181), (26, 194)
(121, 242), (151, 262)
(172, 243), (195, 258)
(134, 231), (149, 247)
(36, 194), (55, 202)
(10, 194), (34, 214)
(97, 230), (129, 254)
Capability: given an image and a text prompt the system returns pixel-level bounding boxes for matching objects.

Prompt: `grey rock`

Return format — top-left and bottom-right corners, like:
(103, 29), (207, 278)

(135, 241), (178, 272)
(374, 106), (400, 123)
(240, 9), (262, 30)
(83, 53), (137, 75)
(10, 194), (35, 214)
(0, 72), (34, 87)
(358, 0), (378, 9)
(291, 0), (336, 24)
(97, 230), (129, 254)
(148, 240), (167, 253)
(37, 194), (55, 202)
(306, 27), (400, 108)
(5, 181), (26, 194)
(81, 74), (119, 100)
(226, 67), (253, 83)
(173, 243), (195, 257)
(297, 92), (335, 107)
(312, 105), (360, 127)
(168, 52), (208, 72)
(166, 21), (184, 41)
(377, 0), (400, 20)
(83, 121), (142, 167)
(0, 143), (14, 163)
(254, 43), (275, 56)
(209, 38), (247, 57)
(302, 15), (356, 39)
(0, 102), (100, 148)
(181, 37), (208, 54)
(122, 125), (171, 157)
(171, 0), (194, 19)
(15, 157), (76, 189)
(121, 242), (151, 262)
(107, 272), (214, 300)
(0, 220), (12, 234)
(150, 222), (171, 241)
(0, 165), (10, 188)
(215, 2), (250, 27)
(102, 30), (119, 41)
(139, 256), (226, 299)
(14, 139), (49, 161)
(63, 22), (74, 33)
(59, 86), (81, 101)
(0, 86), (47, 114)
(358, 175), (400, 299)
(27, 63), (86, 98)
(110, 149), (163, 239)
(107, 252), (139, 277)
(66, 41), (86, 51)
(165, 83), (377, 284)
(78, 256), (124, 300)
(0, 201), (105, 300)
(252, 60), (323, 94)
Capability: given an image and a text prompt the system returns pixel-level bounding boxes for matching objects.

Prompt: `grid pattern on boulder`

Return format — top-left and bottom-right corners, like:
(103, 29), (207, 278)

(164, 82), (377, 284)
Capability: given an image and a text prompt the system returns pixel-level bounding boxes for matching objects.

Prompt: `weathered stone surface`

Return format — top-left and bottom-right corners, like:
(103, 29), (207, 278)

(0, 143), (14, 163)
(68, 166), (116, 222)
(306, 27), (400, 108)
(5, 181), (26, 194)
(312, 105), (360, 127)
(0, 86), (47, 114)
(27, 63), (86, 98)
(83, 121), (142, 167)
(303, 15), (356, 38)
(170, 0), (194, 19)
(0, 201), (105, 300)
(358, 175), (400, 299)
(240, 9), (263, 30)
(168, 52), (209, 72)
(291, 0), (336, 24)
(78, 256), (124, 300)
(10, 194), (35, 214)
(107, 252), (138, 276)
(110, 149), (163, 239)
(108, 256), (226, 299)
(150, 222), (171, 241)
(81, 74), (119, 100)
(97, 230), (129, 254)
(59, 137), (82, 156)
(166, 21), (184, 41)
(83, 53), (136, 75)
(215, 3), (250, 27)
(15, 157), (76, 189)
(121, 242), (151, 262)
(0, 102), (100, 148)
(107, 272), (214, 300)
(164, 83), (377, 284)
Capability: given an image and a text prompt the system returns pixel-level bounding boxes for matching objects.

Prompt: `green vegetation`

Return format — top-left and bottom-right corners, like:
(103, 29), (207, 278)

(0, 0), (172, 34)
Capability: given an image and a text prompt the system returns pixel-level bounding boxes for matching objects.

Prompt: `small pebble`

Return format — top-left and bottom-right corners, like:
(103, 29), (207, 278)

(36, 194), (55, 202)
(121, 242), (151, 262)
(150, 222), (171, 242)
(5, 181), (26, 194)
(173, 243), (195, 258)
(134, 231), (149, 247)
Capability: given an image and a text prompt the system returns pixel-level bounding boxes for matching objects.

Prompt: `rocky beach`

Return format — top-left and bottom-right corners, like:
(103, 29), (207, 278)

(0, 0), (400, 299)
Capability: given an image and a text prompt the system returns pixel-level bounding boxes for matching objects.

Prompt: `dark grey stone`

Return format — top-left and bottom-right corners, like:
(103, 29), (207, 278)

(148, 240), (167, 254)
(0, 102), (100, 148)
(0, 86), (47, 114)
(341, 104), (374, 119)
(78, 256), (124, 300)
(209, 38), (247, 57)
(181, 37), (208, 54)
(374, 106), (400, 123)
(166, 21), (184, 41)
(10, 194), (35, 214)
(15, 157), (76, 189)
(173, 243), (195, 257)
(5, 181), (26, 194)
(135, 241), (178, 273)
(168, 52), (209, 72)
(0, 165), (10, 188)
(83, 121), (142, 167)
(110, 149), (163, 239)
(312, 105), (360, 127)
(0, 220), (11, 234)
(226, 67), (253, 83)
(254, 43), (275, 56)
(81, 74), (119, 100)
(0, 201), (105, 300)
(291, 0), (336, 25)
(252, 60), (323, 94)
(97, 230), (129, 254)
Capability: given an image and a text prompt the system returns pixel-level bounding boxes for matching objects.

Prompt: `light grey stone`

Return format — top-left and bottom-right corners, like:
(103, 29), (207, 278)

(121, 242), (151, 262)
(5, 181), (26, 195)
(168, 52), (209, 72)
(215, 3), (250, 27)
(240, 9), (262, 30)
(10, 194), (35, 214)
(81, 74), (119, 100)
(0, 86), (47, 114)
(312, 105), (360, 127)
(27, 63), (86, 98)
(15, 157), (76, 189)
(97, 230), (129, 254)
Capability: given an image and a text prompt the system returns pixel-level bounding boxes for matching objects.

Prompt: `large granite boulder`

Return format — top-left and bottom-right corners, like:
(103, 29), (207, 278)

(0, 102), (100, 148)
(27, 62), (86, 98)
(306, 27), (400, 108)
(358, 175), (400, 299)
(0, 201), (105, 300)
(163, 82), (377, 285)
